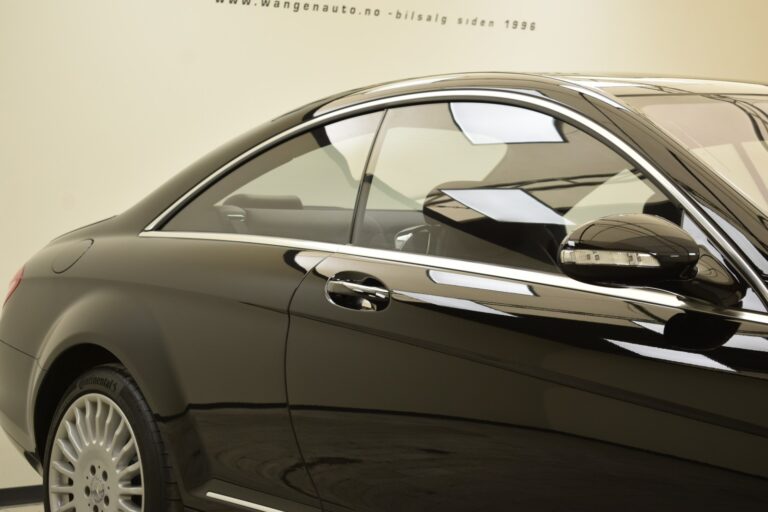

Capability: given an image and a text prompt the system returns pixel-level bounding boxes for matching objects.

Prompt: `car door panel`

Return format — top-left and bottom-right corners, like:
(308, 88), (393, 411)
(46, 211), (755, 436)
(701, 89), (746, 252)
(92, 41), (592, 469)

(287, 253), (768, 511)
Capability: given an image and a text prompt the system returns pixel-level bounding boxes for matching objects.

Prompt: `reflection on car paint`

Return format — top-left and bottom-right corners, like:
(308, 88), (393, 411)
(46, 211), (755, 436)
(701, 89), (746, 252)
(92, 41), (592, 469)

(606, 339), (735, 372)
(427, 269), (534, 296)
(632, 320), (666, 335)
(394, 290), (515, 317)
(723, 334), (768, 353)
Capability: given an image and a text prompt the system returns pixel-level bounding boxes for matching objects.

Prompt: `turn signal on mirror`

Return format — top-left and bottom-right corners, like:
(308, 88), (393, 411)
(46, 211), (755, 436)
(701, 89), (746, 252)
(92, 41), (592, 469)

(560, 248), (661, 267)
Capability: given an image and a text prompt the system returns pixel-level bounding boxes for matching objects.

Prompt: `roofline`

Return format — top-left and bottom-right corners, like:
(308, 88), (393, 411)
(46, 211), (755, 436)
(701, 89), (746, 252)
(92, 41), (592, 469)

(311, 72), (768, 117)
(547, 71), (768, 86)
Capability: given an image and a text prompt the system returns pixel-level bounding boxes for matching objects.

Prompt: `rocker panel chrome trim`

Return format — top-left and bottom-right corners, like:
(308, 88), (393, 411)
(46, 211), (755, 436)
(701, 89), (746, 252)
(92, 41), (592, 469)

(206, 491), (284, 512)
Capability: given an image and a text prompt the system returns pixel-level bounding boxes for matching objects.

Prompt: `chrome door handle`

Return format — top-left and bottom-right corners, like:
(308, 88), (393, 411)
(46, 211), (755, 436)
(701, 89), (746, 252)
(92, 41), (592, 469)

(326, 276), (390, 312)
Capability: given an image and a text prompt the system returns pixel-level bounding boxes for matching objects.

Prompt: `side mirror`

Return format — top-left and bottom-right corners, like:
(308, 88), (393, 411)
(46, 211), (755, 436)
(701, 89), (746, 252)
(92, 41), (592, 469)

(558, 214), (700, 286)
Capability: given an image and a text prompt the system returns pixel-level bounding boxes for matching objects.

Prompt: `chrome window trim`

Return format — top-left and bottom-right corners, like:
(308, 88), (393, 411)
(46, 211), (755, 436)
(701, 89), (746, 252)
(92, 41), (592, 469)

(141, 88), (768, 306)
(139, 230), (768, 325)
(140, 230), (343, 253)
(560, 83), (629, 110)
(138, 230), (681, 306)
(142, 89), (633, 232)
(206, 491), (284, 512)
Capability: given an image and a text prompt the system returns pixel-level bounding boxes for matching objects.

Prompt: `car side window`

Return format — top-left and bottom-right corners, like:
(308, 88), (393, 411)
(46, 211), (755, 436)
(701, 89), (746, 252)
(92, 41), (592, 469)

(163, 111), (384, 244)
(354, 102), (682, 273)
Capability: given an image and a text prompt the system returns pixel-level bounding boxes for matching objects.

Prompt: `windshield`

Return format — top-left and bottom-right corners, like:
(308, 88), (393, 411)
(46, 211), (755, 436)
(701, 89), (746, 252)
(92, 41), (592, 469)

(624, 94), (768, 213)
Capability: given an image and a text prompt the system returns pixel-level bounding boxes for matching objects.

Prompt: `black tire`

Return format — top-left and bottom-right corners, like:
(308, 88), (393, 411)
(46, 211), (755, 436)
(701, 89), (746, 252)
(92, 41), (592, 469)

(43, 364), (182, 512)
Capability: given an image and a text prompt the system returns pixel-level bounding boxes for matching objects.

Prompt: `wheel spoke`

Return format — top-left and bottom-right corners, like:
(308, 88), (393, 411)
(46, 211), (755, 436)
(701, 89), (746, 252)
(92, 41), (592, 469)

(74, 407), (89, 447)
(103, 404), (115, 445)
(118, 485), (144, 497)
(109, 418), (126, 454)
(63, 421), (82, 454)
(51, 460), (75, 480)
(118, 461), (141, 481)
(84, 398), (95, 444)
(54, 501), (76, 512)
(94, 397), (103, 444)
(56, 438), (78, 465)
(118, 497), (142, 512)
(49, 484), (74, 495)
(116, 437), (136, 464)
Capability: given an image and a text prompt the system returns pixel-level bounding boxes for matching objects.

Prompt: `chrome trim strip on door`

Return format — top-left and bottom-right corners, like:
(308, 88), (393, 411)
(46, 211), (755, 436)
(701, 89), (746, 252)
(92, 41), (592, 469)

(206, 491), (284, 512)
(138, 230), (762, 324)
(141, 88), (768, 305)
(139, 230), (343, 253)
(137, 231), (668, 306)
(141, 230), (768, 326)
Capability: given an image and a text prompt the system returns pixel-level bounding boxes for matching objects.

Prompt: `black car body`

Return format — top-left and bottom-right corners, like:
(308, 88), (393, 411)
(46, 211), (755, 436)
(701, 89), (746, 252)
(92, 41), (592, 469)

(2, 73), (768, 511)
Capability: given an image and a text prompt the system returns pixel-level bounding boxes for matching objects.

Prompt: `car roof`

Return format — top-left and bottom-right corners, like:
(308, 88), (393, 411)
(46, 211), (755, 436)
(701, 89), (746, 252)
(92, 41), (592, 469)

(314, 72), (768, 116)
(555, 74), (768, 97)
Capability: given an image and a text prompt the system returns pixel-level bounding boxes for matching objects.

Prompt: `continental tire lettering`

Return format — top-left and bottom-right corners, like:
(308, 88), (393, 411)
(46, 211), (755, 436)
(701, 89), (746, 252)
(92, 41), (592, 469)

(80, 376), (119, 393)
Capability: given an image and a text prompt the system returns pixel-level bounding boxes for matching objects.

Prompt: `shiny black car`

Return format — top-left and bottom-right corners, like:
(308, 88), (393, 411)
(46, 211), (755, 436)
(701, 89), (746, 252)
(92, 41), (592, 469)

(2, 73), (768, 512)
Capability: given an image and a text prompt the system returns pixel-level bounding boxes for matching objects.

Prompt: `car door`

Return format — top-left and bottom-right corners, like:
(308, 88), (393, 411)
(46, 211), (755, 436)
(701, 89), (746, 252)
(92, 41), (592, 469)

(137, 111), (384, 510)
(286, 101), (768, 512)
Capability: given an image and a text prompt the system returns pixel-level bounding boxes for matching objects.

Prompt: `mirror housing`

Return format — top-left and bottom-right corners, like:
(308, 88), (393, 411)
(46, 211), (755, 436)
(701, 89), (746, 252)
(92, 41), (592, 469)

(558, 214), (700, 286)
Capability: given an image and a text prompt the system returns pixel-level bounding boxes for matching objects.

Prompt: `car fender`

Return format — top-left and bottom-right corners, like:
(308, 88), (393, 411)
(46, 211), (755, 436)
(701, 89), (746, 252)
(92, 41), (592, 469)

(32, 286), (187, 425)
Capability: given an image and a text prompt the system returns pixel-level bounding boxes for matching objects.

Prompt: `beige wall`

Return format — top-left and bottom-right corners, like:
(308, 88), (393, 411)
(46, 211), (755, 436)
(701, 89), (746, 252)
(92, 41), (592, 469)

(0, 0), (767, 487)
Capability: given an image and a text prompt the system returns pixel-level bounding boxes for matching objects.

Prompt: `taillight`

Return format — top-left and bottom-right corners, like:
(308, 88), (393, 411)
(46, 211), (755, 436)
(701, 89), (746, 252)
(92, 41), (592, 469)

(4, 267), (24, 306)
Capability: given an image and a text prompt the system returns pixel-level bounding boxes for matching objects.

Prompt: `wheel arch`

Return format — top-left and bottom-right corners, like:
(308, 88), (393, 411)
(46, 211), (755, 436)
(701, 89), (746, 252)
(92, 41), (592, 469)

(30, 288), (188, 461)
(32, 343), (120, 462)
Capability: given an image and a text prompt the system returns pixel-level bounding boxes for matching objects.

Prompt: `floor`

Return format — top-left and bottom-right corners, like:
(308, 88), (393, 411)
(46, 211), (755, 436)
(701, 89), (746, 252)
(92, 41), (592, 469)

(0, 431), (42, 511)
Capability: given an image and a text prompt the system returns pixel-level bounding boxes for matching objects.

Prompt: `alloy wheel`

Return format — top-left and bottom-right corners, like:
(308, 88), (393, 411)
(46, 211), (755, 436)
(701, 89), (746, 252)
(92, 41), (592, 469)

(48, 393), (144, 512)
